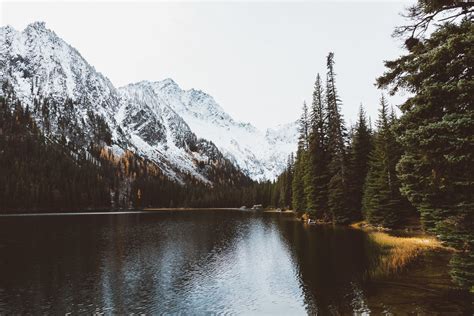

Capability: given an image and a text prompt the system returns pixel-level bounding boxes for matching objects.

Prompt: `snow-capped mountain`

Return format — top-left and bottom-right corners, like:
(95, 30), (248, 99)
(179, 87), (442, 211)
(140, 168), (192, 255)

(118, 81), (237, 184)
(0, 22), (116, 106)
(0, 22), (124, 147)
(121, 79), (298, 180)
(0, 22), (297, 183)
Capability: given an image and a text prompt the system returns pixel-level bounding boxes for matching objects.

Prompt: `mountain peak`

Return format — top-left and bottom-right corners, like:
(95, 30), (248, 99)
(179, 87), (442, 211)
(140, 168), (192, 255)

(26, 21), (47, 30)
(160, 78), (178, 86)
(24, 21), (54, 37)
(154, 78), (181, 93)
(0, 24), (15, 33)
(187, 88), (205, 96)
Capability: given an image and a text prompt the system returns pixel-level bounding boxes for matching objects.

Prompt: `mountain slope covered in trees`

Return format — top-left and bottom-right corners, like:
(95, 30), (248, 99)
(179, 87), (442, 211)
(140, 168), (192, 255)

(0, 92), (257, 211)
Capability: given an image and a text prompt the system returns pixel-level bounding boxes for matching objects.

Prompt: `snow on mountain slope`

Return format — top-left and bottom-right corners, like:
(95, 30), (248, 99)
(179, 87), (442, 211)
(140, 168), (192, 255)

(264, 121), (299, 173)
(118, 81), (232, 184)
(0, 22), (297, 183)
(0, 22), (122, 144)
(120, 79), (298, 181)
(0, 22), (237, 184)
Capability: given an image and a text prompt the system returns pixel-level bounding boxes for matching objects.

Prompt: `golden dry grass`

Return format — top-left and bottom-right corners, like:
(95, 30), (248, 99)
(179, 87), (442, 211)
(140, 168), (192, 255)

(351, 221), (450, 277)
(369, 231), (445, 276)
(350, 221), (367, 229)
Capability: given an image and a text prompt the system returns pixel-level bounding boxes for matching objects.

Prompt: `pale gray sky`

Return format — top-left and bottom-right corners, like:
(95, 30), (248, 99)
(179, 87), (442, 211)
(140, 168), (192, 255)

(1, 1), (413, 129)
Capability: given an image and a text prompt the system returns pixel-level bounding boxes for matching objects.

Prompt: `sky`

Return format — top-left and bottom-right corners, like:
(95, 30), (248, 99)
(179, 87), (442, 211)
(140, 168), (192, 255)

(1, 0), (414, 130)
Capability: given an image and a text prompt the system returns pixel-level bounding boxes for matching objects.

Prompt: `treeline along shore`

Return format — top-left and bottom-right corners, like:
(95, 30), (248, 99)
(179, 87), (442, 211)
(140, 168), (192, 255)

(267, 2), (473, 292)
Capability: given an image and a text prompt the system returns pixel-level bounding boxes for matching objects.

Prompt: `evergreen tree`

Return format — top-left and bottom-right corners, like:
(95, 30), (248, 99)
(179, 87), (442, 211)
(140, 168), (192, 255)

(278, 154), (294, 209)
(298, 101), (310, 150)
(306, 74), (330, 219)
(362, 95), (412, 227)
(325, 53), (350, 223)
(347, 105), (372, 221)
(377, 4), (473, 289)
(292, 149), (307, 211)
(292, 102), (310, 211)
(0, 96), (111, 211)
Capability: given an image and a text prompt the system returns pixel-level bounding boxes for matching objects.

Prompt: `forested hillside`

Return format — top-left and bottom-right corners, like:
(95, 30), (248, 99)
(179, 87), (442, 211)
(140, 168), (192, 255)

(0, 92), (259, 211)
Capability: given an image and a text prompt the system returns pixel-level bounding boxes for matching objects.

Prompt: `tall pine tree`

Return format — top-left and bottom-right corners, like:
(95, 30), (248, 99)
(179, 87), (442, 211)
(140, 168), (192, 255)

(306, 74), (330, 219)
(325, 53), (350, 224)
(347, 105), (372, 221)
(292, 102), (310, 211)
(362, 95), (411, 228)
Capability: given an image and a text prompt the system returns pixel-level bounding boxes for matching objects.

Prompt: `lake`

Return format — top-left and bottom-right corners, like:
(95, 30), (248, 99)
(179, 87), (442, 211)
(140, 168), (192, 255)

(0, 210), (471, 314)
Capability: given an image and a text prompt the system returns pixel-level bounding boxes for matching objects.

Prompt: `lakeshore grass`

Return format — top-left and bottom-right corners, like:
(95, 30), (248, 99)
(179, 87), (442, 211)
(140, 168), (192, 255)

(351, 221), (450, 277)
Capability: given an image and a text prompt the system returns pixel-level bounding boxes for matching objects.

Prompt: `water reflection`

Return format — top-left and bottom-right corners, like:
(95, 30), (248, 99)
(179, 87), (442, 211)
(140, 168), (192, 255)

(277, 219), (373, 314)
(0, 211), (471, 314)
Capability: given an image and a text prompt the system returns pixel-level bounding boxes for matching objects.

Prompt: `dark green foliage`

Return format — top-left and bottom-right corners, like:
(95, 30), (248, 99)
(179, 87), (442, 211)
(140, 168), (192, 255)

(88, 110), (113, 146)
(303, 148), (316, 212)
(282, 154), (294, 208)
(284, 54), (371, 224)
(346, 106), (372, 221)
(292, 102), (310, 211)
(362, 96), (413, 228)
(307, 74), (330, 219)
(292, 149), (307, 211)
(377, 15), (473, 289)
(325, 53), (351, 224)
(272, 154), (294, 209)
(0, 97), (110, 211)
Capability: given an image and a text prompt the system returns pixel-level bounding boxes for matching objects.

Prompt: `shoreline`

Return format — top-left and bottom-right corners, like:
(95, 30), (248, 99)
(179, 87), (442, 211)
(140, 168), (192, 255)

(142, 207), (241, 211)
(0, 207), (300, 217)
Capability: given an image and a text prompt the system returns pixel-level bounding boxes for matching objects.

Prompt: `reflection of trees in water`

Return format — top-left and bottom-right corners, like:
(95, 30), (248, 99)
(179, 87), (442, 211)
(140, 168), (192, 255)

(0, 216), (112, 314)
(361, 251), (472, 314)
(274, 217), (472, 314)
(275, 218), (372, 314)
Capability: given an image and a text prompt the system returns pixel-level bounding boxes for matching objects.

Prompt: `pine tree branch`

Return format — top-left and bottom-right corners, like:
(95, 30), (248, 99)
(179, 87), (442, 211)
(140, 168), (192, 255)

(394, 2), (474, 39)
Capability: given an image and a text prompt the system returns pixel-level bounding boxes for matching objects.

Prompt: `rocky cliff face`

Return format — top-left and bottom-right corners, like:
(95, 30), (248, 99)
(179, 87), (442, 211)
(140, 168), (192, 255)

(121, 79), (298, 180)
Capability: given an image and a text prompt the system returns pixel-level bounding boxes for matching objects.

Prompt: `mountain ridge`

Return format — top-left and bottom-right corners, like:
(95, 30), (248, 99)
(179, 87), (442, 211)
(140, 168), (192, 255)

(119, 79), (298, 180)
(0, 22), (297, 183)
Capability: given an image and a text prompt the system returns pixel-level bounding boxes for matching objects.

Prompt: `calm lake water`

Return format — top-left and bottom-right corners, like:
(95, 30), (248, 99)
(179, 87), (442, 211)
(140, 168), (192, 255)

(0, 210), (471, 314)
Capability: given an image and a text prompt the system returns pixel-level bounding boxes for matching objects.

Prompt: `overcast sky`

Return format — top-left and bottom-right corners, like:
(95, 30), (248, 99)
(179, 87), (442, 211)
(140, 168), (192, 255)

(1, 1), (413, 130)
